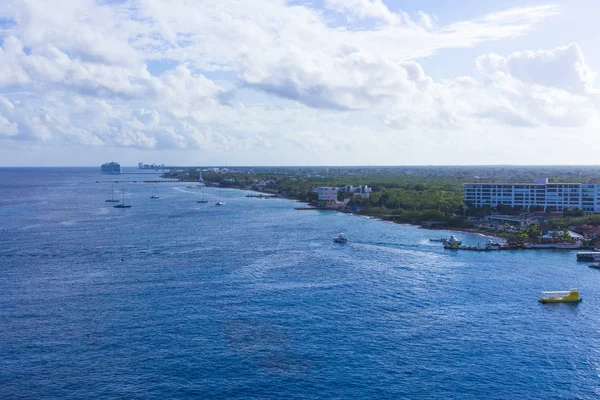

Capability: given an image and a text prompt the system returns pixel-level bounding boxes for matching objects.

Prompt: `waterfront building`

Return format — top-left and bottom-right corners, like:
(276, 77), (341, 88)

(463, 178), (600, 213)
(317, 187), (339, 206)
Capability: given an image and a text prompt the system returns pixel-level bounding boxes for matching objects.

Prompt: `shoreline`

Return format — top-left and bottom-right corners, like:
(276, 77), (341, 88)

(200, 183), (593, 251)
(243, 188), (505, 240)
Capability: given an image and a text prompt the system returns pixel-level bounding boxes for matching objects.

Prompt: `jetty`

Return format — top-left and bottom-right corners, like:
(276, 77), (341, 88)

(245, 193), (276, 198)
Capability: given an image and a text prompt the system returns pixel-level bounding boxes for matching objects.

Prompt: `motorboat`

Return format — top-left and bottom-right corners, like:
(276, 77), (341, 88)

(443, 235), (462, 247)
(538, 289), (581, 304)
(334, 233), (348, 243)
(589, 263), (600, 269)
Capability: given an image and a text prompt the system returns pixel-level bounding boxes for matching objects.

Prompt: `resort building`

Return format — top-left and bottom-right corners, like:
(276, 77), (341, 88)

(463, 178), (600, 213)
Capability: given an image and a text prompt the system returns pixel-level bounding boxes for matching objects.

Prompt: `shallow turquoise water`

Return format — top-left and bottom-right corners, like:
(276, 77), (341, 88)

(1, 168), (599, 399)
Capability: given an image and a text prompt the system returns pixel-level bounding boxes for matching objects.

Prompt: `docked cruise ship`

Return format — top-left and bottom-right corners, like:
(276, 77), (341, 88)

(101, 162), (122, 174)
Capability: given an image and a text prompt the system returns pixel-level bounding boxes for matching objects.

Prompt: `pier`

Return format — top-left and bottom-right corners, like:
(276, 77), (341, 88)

(96, 180), (181, 184)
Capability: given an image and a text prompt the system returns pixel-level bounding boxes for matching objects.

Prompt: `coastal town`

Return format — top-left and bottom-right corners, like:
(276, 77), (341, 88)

(153, 164), (600, 251)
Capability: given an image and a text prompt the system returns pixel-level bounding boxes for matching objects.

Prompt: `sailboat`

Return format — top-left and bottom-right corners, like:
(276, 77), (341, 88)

(215, 187), (224, 206)
(197, 185), (208, 203)
(150, 186), (159, 199)
(114, 184), (132, 208)
(105, 182), (120, 203)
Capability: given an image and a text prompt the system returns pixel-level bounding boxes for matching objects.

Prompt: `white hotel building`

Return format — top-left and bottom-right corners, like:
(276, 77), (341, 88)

(463, 178), (600, 213)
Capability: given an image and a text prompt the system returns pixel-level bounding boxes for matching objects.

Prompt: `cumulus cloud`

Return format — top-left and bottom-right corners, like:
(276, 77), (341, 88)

(476, 43), (596, 93)
(509, 44), (594, 93)
(0, 36), (31, 86)
(2, 0), (143, 66)
(0, 0), (595, 161)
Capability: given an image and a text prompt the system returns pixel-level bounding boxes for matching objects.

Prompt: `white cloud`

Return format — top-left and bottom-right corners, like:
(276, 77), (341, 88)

(506, 43), (593, 93)
(1, 0), (597, 165)
(441, 5), (560, 44)
(476, 43), (597, 94)
(2, 0), (143, 66)
(0, 36), (31, 86)
(417, 11), (437, 29)
(469, 44), (598, 127)
(324, 0), (406, 25)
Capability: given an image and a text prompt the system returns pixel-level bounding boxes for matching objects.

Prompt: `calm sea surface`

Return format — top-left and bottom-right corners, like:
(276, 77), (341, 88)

(1, 167), (599, 399)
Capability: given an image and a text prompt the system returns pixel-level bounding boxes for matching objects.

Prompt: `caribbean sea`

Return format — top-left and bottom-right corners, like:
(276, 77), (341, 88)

(1, 167), (599, 399)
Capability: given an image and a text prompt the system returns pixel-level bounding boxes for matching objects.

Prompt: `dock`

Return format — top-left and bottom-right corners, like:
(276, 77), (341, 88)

(96, 180), (181, 184)
(444, 244), (515, 251)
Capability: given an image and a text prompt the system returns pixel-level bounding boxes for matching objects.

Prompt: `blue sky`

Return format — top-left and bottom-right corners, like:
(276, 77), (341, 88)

(0, 0), (598, 166)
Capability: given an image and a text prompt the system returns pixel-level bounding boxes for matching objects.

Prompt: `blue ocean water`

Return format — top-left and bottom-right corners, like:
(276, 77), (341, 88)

(1, 167), (599, 399)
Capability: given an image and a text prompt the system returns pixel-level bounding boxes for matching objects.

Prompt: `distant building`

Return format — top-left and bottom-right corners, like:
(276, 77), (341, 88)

(317, 187), (338, 206)
(138, 162), (166, 169)
(342, 184), (371, 199)
(354, 185), (371, 199)
(463, 178), (600, 213)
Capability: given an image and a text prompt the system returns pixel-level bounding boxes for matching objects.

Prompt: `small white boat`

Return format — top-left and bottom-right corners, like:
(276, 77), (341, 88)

(215, 188), (224, 206)
(485, 238), (503, 248)
(150, 194), (160, 199)
(334, 233), (348, 243)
